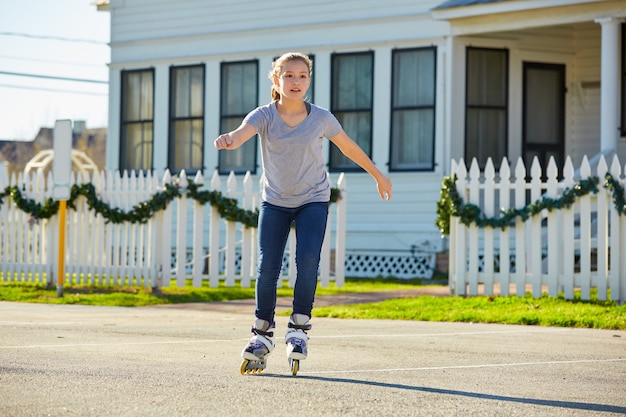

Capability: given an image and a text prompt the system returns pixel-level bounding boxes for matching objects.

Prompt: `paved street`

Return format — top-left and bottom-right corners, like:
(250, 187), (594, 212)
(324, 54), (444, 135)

(1, 300), (625, 417)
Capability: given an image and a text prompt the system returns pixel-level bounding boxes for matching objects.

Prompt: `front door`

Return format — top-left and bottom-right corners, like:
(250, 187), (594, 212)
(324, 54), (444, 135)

(522, 62), (566, 175)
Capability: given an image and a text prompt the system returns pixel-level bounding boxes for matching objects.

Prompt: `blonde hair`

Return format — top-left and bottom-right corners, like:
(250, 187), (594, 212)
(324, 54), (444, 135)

(269, 52), (313, 101)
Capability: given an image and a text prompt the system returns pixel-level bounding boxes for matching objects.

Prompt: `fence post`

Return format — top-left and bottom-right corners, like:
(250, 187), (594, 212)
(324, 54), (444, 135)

(191, 171), (205, 288)
(578, 157), (592, 300)
(452, 160), (467, 296)
(208, 171), (221, 287)
(240, 172), (254, 288)
(529, 158), (543, 298)
(483, 158), (495, 296)
(498, 158), (511, 296)
(159, 170), (174, 289)
(562, 158), (575, 300)
(0, 167), (8, 281)
(513, 158), (527, 297)
(334, 173), (347, 287)
(175, 171), (189, 287)
(467, 159), (480, 295)
(546, 157), (560, 298)
(447, 160), (458, 292)
(596, 156), (609, 300)
(318, 203), (332, 287)
(608, 156), (622, 303)
(224, 172), (237, 287)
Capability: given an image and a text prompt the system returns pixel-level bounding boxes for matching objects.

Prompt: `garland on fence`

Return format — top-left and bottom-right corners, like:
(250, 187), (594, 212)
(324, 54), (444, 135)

(436, 173), (626, 236)
(0, 182), (341, 227)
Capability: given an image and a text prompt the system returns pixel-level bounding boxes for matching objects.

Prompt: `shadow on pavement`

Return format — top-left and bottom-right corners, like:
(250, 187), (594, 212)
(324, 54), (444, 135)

(260, 374), (626, 414)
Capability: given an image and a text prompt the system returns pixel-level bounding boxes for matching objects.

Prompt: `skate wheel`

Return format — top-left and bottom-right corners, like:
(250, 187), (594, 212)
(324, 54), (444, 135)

(240, 359), (249, 375)
(241, 359), (265, 375)
(290, 359), (299, 376)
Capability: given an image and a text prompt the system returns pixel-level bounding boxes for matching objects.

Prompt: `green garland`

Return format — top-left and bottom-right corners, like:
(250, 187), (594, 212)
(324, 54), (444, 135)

(436, 173), (626, 236)
(187, 183), (258, 228)
(0, 182), (341, 227)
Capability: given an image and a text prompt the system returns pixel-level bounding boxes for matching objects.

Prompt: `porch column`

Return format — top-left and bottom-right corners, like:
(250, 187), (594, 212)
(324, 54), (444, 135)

(595, 17), (622, 152)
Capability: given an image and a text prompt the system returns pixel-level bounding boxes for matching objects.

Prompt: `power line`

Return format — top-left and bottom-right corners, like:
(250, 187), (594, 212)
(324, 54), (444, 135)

(0, 31), (108, 45)
(0, 71), (108, 84)
(0, 54), (107, 68)
(0, 83), (108, 96)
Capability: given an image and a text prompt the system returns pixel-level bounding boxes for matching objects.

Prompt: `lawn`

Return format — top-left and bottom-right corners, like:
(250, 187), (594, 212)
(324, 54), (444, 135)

(0, 278), (624, 330)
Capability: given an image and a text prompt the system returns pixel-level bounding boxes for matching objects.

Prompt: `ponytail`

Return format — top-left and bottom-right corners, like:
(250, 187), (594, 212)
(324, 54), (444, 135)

(270, 85), (280, 101)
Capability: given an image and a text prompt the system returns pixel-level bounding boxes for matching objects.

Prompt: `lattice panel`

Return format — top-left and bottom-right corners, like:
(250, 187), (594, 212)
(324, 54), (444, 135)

(174, 251), (436, 279)
(344, 252), (436, 279)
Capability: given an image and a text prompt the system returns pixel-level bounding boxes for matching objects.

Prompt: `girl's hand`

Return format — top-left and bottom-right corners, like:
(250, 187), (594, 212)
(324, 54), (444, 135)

(214, 134), (233, 150)
(377, 175), (392, 201)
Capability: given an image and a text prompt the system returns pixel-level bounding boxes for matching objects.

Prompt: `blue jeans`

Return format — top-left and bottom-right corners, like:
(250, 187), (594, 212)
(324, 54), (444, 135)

(255, 201), (329, 324)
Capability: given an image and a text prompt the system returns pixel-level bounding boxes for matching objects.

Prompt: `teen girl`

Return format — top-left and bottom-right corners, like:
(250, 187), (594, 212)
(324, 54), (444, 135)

(214, 52), (392, 374)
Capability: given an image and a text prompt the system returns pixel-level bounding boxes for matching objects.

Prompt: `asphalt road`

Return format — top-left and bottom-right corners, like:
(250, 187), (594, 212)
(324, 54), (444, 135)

(1, 301), (625, 417)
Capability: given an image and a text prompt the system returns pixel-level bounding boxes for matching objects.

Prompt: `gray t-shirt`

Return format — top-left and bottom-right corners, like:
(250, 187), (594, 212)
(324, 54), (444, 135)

(243, 101), (342, 208)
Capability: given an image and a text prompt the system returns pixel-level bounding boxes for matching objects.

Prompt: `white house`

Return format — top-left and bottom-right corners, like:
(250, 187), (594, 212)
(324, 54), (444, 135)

(96, 0), (626, 279)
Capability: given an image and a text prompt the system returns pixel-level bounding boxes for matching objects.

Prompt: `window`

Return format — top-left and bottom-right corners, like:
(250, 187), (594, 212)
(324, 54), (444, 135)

(390, 47), (436, 171)
(120, 69), (154, 171)
(465, 47), (508, 168)
(330, 51), (374, 172)
(169, 64), (205, 174)
(621, 23), (626, 137)
(219, 60), (258, 175)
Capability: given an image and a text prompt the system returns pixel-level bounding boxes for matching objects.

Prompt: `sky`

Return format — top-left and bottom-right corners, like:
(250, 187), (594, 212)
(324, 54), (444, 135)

(0, 0), (110, 141)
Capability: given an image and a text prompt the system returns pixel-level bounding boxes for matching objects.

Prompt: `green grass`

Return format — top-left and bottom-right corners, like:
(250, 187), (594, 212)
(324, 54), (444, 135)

(0, 278), (624, 330)
(312, 292), (626, 330)
(0, 277), (422, 307)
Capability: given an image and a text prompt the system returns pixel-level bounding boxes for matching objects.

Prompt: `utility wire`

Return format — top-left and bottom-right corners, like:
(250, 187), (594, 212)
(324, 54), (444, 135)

(0, 31), (108, 45)
(0, 83), (107, 96)
(0, 54), (107, 68)
(0, 71), (108, 84)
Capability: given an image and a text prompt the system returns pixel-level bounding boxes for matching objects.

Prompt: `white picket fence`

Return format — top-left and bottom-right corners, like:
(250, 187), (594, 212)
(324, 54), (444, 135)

(0, 168), (347, 289)
(449, 155), (625, 304)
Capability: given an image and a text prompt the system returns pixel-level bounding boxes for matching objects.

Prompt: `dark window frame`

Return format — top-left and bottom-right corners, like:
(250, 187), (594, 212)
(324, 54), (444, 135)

(329, 51), (375, 173)
(120, 68), (155, 172)
(168, 63), (205, 175)
(620, 23), (626, 137)
(218, 59), (259, 175)
(389, 46), (437, 172)
(464, 46), (509, 169)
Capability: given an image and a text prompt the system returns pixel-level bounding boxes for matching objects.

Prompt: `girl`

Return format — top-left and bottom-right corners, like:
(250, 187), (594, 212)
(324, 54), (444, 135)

(214, 52), (392, 375)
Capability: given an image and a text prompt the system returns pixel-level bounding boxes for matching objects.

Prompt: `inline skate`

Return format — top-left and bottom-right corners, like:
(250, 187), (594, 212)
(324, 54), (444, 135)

(240, 319), (275, 374)
(285, 313), (311, 376)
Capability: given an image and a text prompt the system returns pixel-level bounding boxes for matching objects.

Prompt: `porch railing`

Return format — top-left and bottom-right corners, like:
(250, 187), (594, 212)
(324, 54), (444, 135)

(0, 168), (347, 289)
(447, 155), (625, 304)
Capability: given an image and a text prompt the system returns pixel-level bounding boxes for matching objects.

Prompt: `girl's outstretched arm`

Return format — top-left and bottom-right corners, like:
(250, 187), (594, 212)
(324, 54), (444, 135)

(214, 123), (256, 150)
(330, 130), (392, 201)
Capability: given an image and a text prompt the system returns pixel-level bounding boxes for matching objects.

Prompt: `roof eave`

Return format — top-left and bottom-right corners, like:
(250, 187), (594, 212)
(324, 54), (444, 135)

(432, 0), (606, 21)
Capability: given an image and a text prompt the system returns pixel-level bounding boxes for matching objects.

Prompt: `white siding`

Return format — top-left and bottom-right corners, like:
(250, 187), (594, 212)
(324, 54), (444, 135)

(106, 0), (452, 260)
(109, 0), (442, 41)
(104, 0), (626, 277)
(108, 0), (448, 64)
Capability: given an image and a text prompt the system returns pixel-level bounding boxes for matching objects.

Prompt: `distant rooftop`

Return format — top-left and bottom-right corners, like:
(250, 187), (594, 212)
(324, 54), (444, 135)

(434, 0), (507, 9)
(93, 0), (110, 12)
